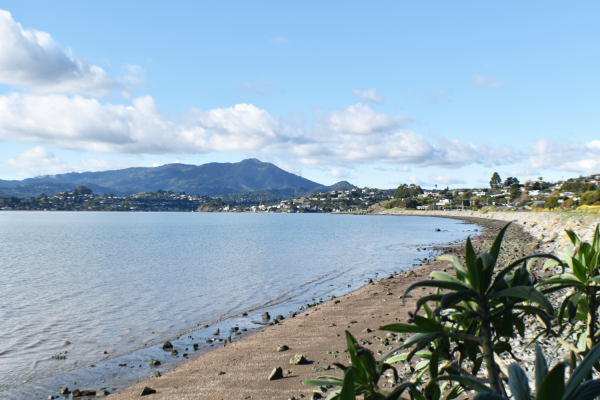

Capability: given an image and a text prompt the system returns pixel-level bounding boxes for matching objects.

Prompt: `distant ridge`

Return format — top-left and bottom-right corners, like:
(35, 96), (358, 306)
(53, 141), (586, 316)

(0, 159), (357, 198)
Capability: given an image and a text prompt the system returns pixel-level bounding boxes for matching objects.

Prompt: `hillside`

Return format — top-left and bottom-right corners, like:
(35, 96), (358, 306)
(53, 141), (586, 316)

(0, 159), (356, 198)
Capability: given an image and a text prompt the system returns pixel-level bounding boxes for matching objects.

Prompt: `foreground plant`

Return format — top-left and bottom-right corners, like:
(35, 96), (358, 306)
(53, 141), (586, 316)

(304, 223), (600, 399)
(303, 331), (417, 400)
(380, 223), (562, 396)
(538, 224), (600, 360)
(472, 343), (600, 400)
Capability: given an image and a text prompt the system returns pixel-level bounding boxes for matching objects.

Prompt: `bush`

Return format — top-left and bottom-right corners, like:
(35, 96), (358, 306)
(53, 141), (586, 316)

(305, 224), (600, 399)
(581, 190), (600, 206)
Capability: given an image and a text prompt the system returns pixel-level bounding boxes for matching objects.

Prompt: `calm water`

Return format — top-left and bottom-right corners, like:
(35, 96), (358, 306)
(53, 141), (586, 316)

(0, 212), (479, 398)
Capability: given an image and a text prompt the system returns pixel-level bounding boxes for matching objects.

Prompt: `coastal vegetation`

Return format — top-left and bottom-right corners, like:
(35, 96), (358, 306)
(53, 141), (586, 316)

(305, 223), (600, 399)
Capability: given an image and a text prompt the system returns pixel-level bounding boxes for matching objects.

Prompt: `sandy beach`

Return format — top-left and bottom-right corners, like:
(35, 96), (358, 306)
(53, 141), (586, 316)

(106, 216), (534, 400)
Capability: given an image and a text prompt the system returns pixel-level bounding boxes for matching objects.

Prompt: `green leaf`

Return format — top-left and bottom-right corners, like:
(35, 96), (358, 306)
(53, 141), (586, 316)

(494, 254), (565, 290)
(430, 271), (470, 287)
(339, 367), (355, 400)
(429, 375), (492, 393)
(565, 378), (600, 400)
(412, 315), (442, 332)
(385, 350), (432, 364)
(444, 384), (465, 400)
(508, 363), (532, 400)
(429, 348), (439, 379)
(402, 281), (471, 299)
(436, 255), (470, 280)
(492, 286), (554, 315)
(465, 237), (479, 293)
(537, 362), (565, 400)
(304, 377), (345, 386)
(566, 229), (581, 246)
(535, 344), (548, 395)
(415, 294), (444, 313)
(490, 223), (510, 262)
(572, 257), (587, 282)
(382, 382), (417, 400)
(564, 341), (600, 399)
(380, 323), (435, 334)
(439, 290), (472, 310)
(472, 394), (507, 400)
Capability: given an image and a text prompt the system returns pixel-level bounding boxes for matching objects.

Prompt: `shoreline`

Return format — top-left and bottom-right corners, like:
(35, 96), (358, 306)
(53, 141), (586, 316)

(105, 216), (523, 400)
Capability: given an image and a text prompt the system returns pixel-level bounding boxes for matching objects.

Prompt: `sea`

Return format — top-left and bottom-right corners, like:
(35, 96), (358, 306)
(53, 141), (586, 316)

(0, 212), (480, 399)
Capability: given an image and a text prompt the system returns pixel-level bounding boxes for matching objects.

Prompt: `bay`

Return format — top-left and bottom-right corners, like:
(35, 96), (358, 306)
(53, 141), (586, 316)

(0, 212), (479, 398)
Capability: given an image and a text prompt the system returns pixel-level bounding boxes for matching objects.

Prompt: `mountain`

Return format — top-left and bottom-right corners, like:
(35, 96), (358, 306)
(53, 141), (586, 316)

(0, 159), (357, 197)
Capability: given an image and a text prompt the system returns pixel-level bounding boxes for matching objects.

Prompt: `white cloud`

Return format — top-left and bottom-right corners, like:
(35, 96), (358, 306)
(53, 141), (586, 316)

(4, 146), (138, 176)
(320, 103), (408, 135)
(527, 139), (600, 175)
(352, 89), (384, 104)
(428, 174), (467, 185)
(0, 94), (516, 174)
(0, 10), (118, 96)
(474, 75), (502, 88)
(270, 36), (288, 44)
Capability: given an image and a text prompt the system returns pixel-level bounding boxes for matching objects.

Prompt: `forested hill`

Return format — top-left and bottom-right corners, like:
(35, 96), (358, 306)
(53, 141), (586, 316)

(0, 159), (357, 197)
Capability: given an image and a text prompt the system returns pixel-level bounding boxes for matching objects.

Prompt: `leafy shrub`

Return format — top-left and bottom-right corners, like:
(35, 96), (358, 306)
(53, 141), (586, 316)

(305, 224), (600, 399)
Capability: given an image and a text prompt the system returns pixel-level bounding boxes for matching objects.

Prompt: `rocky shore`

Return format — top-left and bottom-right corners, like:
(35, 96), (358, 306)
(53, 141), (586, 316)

(89, 212), (599, 399)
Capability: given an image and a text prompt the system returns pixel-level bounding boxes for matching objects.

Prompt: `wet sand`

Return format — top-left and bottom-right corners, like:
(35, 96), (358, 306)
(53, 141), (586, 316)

(108, 217), (516, 400)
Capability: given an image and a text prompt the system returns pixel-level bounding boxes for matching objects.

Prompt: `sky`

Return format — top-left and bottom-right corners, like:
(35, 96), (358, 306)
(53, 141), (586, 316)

(0, 1), (598, 189)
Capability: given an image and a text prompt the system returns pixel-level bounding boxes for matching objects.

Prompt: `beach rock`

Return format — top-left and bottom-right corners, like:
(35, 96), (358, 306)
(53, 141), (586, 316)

(287, 312), (297, 318)
(312, 365), (331, 372)
(171, 349), (178, 355)
(58, 387), (70, 395)
(162, 341), (173, 349)
(96, 389), (110, 397)
(327, 323), (336, 327)
(334, 300), (340, 304)
(262, 312), (271, 322)
(362, 328), (373, 333)
(151, 371), (161, 377)
(149, 359), (161, 366)
(242, 312), (248, 316)
(277, 345), (289, 352)
(435, 228), (441, 232)
(289, 354), (308, 365)
(71, 389), (82, 397)
(213, 328), (220, 335)
(275, 314), (284, 321)
(193, 343), (199, 350)
(230, 326), (239, 332)
(141, 387), (157, 396)
(267, 366), (284, 381)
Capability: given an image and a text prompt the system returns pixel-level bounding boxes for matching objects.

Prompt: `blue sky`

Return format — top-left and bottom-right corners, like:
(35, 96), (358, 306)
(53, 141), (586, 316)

(0, 1), (598, 189)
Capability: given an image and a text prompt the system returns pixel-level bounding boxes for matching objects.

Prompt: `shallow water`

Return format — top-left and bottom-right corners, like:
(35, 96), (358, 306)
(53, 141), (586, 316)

(0, 212), (479, 398)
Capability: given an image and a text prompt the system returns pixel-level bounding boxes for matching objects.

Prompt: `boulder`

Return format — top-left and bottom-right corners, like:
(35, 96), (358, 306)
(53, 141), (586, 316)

(277, 345), (289, 352)
(96, 390), (110, 397)
(213, 328), (220, 335)
(141, 387), (157, 396)
(58, 387), (70, 395)
(149, 359), (161, 366)
(262, 312), (271, 322)
(289, 354), (308, 365)
(151, 371), (161, 378)
(162, 341), (173, 349)
(267, 366), (284, 381)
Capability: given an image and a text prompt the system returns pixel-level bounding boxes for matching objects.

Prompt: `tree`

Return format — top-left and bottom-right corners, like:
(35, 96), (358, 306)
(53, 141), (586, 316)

(509, 183), (522, 202)
(503, 177), (519, 187)
(489, 172), (501, 189)
(394, 184), (423, 199)
(73, 185), (93, 196)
